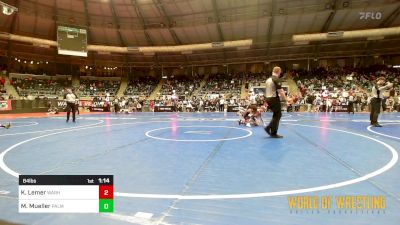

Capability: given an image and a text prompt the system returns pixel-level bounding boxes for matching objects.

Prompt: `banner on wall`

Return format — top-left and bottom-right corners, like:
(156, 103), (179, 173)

(90, 101), (110, 112)
(335, 104), (348, 112)
(154, 106), (176, 112)
(56, 100), (67, 110)
(56, 100), (94, 110)
(227, 105), (241, 112)
(79, 100), (93, 108)
(0, 100), (12, 111)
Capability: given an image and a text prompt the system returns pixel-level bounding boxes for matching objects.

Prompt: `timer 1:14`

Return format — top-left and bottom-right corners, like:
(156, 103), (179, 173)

(98, 178), (110, 184)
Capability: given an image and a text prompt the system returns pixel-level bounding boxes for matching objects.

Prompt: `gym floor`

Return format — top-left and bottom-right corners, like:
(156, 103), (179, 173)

(0, 112), (399, 225)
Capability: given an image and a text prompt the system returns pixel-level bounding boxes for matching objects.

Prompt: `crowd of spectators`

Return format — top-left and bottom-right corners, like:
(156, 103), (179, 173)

(199, 73), (242, 98)
(292, 65), (400, 112)
(160, 75), (203, 97)
(244, 72), (268, 87)
(0, 77), (5, 93)
(0, 77), (7, 100)
(78, 80), (120, 97)
(153, 95), (241, 112)
(12, 77), (70, 99)
(1, 64), (399, 113)
(125, 77), (158, 98)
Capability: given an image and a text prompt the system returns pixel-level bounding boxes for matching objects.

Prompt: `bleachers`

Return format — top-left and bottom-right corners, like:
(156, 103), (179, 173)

(199, 73), (242, 98)
(1, 65), (397, 112)
(124, 78), (158, 98)
(0, 77), (6, 100)
(11, 75), (70, 99)
(244, 72), (268, 87)
(78, 79), (120, 97)
(292, 66), (400, 112)
(159, 75), (202, 97)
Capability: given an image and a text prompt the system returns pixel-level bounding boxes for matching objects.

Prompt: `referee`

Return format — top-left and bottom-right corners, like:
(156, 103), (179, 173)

(64, 88), (78, 123)
(370, 77), (393, 127)
(264, 66), (286, 138)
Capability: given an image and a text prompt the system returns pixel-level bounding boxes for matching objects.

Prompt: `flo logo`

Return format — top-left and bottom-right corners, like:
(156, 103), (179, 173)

(359, 12), (382, 20)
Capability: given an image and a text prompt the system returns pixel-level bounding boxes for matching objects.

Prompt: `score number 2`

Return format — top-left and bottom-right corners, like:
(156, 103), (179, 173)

(99, 185), (114, 199)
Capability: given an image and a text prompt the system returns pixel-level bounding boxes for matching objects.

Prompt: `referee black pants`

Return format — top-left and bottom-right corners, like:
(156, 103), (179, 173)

(66, 102), (76, 122)
(266, 97), (282, 135)
(370, 98), (381, 125)
(347, 101), (354, 114)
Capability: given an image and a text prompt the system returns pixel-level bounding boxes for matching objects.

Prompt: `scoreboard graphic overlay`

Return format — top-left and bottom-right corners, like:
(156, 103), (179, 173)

(19, 175), (113, 213)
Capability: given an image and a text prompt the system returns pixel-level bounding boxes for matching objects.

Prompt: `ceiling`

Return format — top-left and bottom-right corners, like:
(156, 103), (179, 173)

(1, 0), (400, 66)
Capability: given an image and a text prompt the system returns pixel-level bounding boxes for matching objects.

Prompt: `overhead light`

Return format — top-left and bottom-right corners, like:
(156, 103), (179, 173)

(327, 31), (344, 38)
(17, 59), (20, 62)
(212, 42), (224, 48)
(293, 26), (400, 42)
(393, 65), (400, 68)
(24, 61), (26, 63)
(46, 61), (48, 64)
(2, 33), (252, 55)
(85, 66), (88, 69)
(1, 2), (18, 16)
(2, 6), (13, 15)
(37, 62), (39, 64)
(30, 61), (33, 64)
(325, 3), (332, 10)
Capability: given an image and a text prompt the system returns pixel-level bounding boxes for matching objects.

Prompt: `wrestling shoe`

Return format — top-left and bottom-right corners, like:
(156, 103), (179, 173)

(271, 134), (283, 138)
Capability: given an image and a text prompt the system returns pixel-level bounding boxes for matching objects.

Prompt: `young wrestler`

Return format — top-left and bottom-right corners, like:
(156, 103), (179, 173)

(238, 105), (263, 127)
(0, 122), (11, 129)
